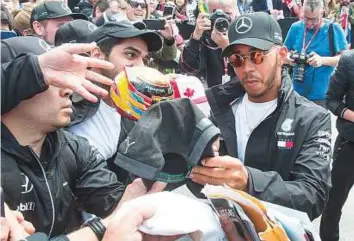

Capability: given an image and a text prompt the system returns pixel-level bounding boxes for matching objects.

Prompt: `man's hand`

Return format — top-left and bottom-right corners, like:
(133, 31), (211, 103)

(38, 42), (115, 103)
(285, 52), (296, 66)
(11, 211), (35, 235)
(308, 51), (323, 67)
(192, 13), (211, 40)
(159, 19), (175, 40)
(211, 30), (229, 50)
(117, 178), (167, 207)
(1, 218), (10, 241)
(104, 198), (181, 241)
(103, 201), (156, 241)
(3, 204), (33, 241)
(190, 155), (249, 191)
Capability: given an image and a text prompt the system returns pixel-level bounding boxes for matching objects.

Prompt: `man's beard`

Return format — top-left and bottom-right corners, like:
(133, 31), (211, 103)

(246, 57), (278, 99)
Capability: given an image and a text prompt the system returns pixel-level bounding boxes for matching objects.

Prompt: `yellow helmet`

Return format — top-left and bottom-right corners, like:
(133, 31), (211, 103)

(110, 66), (174, 121)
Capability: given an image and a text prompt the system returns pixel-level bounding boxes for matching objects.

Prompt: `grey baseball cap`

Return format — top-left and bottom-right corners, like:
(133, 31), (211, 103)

(222, 12), (283, 57)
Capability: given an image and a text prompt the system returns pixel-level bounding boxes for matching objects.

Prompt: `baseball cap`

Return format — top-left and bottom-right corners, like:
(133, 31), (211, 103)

(1, 36), (51, 63)
(30, 1), (88, 25)
(87, 21), (163, 52)
(55, 19), (98, 46)
(94, 11), (128, 27)
(222, 12), (283, 57)
(115, 98), (220, 183)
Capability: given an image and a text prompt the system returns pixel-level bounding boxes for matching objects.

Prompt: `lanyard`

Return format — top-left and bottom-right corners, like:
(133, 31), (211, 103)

(302, 23), (321, 52)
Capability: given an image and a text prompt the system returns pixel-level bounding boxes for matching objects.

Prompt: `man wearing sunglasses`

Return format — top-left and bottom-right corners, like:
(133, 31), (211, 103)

(284, 0), (348, 108)
(190, 12), (332, 221)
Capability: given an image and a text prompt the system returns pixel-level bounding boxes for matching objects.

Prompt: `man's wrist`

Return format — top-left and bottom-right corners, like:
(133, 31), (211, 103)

(164, 37), (175, 46)
(81, 217), (106, 241)
(343, 109), (354, 122)
(192, 32), (202, 41)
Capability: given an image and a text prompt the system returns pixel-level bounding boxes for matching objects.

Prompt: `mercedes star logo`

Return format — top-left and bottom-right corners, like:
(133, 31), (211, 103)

(235, 17), (253, 34)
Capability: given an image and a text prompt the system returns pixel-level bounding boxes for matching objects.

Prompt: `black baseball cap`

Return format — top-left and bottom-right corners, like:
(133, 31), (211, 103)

(1, 36), (51, 63)
(55, 20), (98, 46)
(115, 98), (220, 183)
(87, 21), (163, 52)
(222, 12), (283, 57)
(30, 1), (88, 25)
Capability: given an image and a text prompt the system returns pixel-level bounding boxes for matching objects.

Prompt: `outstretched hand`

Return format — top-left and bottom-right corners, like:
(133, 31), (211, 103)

(38, 42), (114, 103)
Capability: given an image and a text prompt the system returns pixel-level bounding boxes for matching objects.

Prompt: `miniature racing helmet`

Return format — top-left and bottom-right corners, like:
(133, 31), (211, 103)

(110, 66), (174, 121)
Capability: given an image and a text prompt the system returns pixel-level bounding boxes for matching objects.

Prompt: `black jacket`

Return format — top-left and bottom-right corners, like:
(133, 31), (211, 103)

(179, 37), (236, 87)
(205, 69), (331, 220)
(1, 53), (125, 237)
(326, 50), (354, 142)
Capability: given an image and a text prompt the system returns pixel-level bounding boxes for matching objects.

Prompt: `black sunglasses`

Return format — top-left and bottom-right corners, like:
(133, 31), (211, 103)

(130, 1), (148, 8)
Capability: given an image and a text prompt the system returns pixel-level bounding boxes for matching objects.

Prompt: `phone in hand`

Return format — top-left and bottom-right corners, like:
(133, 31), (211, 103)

(143, 19), (166, 30)
(163, 5), (175, 18)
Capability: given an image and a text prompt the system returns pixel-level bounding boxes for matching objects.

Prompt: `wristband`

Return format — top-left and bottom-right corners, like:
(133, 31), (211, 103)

(81, 217), (106, 241)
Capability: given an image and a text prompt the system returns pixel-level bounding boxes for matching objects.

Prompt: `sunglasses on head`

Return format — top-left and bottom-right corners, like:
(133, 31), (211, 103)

(228, 48), (278, 68)
(130, 1), (148, 8)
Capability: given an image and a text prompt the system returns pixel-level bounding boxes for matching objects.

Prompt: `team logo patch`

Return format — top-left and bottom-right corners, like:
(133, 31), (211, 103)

(235, 16), (253, 34)
(281, 118), (294, 132)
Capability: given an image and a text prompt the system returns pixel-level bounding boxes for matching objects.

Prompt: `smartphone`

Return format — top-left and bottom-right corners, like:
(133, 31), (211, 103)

(143, 19), (166, 30)
(163, 5), (175, 18)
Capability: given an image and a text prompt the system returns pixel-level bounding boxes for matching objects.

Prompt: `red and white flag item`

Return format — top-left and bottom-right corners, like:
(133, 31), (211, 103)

(169, 74), (211, 116)
(277, 140), (294, 148)
(340, 6), (349, 35)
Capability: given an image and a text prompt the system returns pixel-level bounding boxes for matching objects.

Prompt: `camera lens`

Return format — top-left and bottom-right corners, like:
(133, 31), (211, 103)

(214, 18), (229, 33)
(295, 64), (306, 82)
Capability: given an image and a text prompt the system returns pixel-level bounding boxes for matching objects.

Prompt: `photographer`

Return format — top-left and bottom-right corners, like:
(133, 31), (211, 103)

(284, 0), (348, 108)
(179, 0), (238, 87)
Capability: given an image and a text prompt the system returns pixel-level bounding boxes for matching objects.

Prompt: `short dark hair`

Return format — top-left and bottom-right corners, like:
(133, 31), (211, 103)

(93, 0), (109, 17)
(97, 36), (120, 56)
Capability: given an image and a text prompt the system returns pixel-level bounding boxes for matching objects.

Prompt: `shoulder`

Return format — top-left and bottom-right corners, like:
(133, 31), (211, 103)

(340, 50), (354, 62)
(290, 20), (304, 30)
(331, 22), (342, 31)
(330, 21), (346, 35)
(337, 50), (354, 76)
(60, 130), (104, 167)
(289, 92), (330, 126)
(60, 129), (93, 152)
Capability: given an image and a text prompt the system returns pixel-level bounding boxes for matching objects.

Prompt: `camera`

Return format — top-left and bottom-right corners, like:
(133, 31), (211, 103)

(290, 51), (310, 83)
(202, 9), (231, 47)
